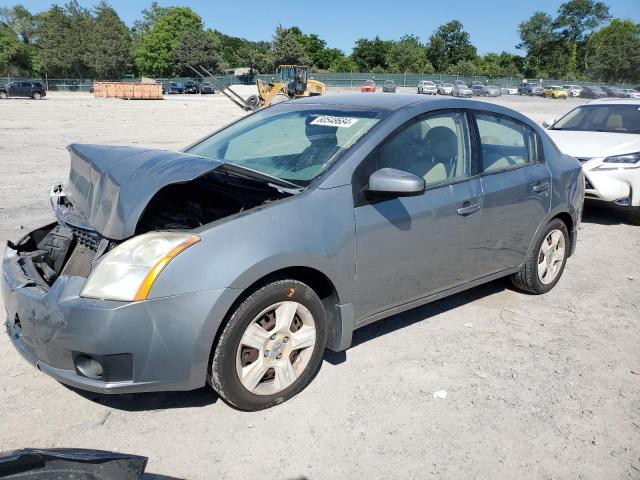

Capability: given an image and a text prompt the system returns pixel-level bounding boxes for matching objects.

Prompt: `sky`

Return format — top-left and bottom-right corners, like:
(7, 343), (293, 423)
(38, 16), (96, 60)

(3, 0), (640, 55)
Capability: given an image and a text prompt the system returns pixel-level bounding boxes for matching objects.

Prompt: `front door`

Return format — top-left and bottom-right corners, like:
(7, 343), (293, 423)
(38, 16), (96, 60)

(354, 110), (483, 321)
(472, 112), (552, 275)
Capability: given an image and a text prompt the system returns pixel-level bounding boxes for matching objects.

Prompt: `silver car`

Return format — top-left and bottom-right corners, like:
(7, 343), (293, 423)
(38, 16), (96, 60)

(2, 95), (583, 411)
(452, 84), (473, 97)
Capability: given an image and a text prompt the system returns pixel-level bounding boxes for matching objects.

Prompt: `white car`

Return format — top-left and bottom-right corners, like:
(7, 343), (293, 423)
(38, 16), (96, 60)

(437, 82), (454, 95)
(417, 80), (437, 95)
(562, 84), (583, 97)
(622, 89), (640, 99)
(502, 86), (518, 95)
(544, 99), (640, 224)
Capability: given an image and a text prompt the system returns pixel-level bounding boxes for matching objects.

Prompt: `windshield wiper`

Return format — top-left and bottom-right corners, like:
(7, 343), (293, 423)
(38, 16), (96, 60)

(220, 163), (303, 190)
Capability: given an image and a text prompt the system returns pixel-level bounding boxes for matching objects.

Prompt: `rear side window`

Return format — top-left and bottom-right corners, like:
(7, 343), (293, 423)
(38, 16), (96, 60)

(475, 113), (539, 172)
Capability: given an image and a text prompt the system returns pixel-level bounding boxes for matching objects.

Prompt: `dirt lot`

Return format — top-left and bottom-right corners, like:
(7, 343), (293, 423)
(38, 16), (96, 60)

(1, 90), (638, 480)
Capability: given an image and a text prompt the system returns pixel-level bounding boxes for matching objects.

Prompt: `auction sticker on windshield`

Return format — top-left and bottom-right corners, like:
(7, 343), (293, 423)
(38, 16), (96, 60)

(310, 116), (359, 128)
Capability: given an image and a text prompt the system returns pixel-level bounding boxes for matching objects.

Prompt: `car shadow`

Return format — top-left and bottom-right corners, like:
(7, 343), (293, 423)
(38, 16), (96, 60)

(323, 278), (508, 365)
(582, 202), (634, 226)
(66, 385), (218, 412)
(144, 474), (186, 480)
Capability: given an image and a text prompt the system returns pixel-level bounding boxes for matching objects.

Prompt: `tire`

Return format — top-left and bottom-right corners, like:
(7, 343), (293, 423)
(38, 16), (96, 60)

(0, 91), (7, 99)
(32, 92), (41, 100)
(511, 218), (569, 294)
(209, 280), (328, 411)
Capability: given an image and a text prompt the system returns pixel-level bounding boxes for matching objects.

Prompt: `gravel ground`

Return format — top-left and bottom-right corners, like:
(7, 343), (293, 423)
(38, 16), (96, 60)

(0, 90), (638, 480)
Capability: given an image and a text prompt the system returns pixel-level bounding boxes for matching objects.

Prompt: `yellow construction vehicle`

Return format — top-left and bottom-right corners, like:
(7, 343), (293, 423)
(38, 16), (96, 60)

(188, 64), (326, 111)
(253, 65), (326, 109)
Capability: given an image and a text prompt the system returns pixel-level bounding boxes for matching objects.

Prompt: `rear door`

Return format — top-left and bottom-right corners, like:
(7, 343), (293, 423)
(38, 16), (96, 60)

(473, 112), (551, 276)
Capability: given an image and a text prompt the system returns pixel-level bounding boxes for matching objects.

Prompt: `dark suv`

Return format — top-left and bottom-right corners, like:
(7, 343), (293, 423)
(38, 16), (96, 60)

(0, 81), (46, 100)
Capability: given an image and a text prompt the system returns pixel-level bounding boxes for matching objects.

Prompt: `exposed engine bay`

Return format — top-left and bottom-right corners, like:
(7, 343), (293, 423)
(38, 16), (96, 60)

(10, 171), (290, 288)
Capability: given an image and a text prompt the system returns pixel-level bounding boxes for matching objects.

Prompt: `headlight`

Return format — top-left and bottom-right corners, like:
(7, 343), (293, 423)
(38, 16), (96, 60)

(81, 232), (200, 301)
(603, 152), (640, 164)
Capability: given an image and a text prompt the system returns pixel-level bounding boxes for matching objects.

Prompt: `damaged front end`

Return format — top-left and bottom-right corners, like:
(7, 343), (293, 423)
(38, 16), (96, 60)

(1, 143), (295, 393)
(7, 144), (292, 291)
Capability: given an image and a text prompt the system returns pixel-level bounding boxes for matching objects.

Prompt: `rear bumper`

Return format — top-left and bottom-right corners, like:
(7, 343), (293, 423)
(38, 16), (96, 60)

(2, 241), (236, 394)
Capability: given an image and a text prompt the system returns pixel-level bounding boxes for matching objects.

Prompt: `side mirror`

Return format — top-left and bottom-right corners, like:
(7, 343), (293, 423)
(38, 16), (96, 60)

(542, 118), (556, 129)
(366, 168), (425, 197)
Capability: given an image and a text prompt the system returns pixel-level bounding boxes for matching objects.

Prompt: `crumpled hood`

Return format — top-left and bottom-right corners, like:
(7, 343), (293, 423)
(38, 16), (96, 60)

(546, 130), (640, 159)
(65, 144), (223, 240)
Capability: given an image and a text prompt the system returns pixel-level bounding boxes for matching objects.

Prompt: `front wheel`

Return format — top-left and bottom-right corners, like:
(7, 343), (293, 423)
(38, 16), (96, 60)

(209, 280), (328, 411)
(511, 218), (569, 294)
(32, 92), (41, 100)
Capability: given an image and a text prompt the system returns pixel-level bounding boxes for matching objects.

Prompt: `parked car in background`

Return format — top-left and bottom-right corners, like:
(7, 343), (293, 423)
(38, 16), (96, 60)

(437, 83), (454, 95)
(622, 89), (640, 99)
(518, 83), (544, 96)
(382, 80), (396, 93)
(361, 80), (376, 93)
(454, 80), (468, 88)
(200, 82), (215, 94)
(167, 82), (185, 94)
(602, 86), (626, 98)
(434, 80), (443, 88)
(0, 81), (46, 100)
(472, 85), (501, 97)
(562, 85), (583, 97)
(543, 85), (568, 99)
(544, 99), (640, 224)
(452, 84), (473, 97)
(579, 86), (607, 99)
(417, 80), (437, 95)
(500, 85), (518, 95)
(184, 82), (199, 94)
(2, 94), (583, 411)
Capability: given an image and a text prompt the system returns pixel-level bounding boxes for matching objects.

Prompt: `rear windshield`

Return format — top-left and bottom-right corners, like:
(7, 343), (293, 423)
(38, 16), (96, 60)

(551, 104), (640, 134)
(188, 107), (382, 186)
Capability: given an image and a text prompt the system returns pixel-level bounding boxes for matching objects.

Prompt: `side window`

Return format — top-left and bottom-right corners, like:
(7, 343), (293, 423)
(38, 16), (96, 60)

(366, 111), (472, 188)
(475, 113), (539, 172)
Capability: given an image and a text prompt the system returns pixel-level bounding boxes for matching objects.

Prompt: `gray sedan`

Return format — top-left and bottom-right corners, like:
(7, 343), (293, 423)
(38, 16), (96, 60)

(2, 95), (584, 411)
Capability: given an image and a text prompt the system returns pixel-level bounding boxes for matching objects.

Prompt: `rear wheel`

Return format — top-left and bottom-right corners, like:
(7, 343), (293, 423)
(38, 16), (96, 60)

(511, 218), (569, 294)
(209, 280), (327, 411)
(32, 92), (41, 100)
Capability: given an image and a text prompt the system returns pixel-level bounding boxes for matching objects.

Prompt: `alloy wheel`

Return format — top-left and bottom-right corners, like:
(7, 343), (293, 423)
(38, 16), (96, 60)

(236, 301), (316, 396)
(537, 229), (566, 285)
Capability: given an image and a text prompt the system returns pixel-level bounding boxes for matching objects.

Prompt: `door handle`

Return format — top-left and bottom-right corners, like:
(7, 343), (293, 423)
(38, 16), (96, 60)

(457, 202), (481, 216)
(532, 182), (550, 193)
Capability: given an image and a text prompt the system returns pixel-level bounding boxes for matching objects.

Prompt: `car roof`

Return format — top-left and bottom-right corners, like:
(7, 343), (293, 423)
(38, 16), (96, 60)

(587, 98), (640, 106)
(293, 94), (538, 119)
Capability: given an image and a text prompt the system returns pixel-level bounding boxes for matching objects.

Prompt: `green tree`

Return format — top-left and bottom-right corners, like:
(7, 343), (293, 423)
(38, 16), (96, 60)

(329, 55), (357, 72)
(174, 29), (224, 75)
(35, 2), (93, 77)
(85, 2), (131, 78)
(237, 45), (273, 74)
(271, 25), (308, 66)
(351, 36), (390, 71)
(0, 24), (21, 74)
(133, 6), (202, 77)
(427, 21), (477, 72)
(0, 5), (36, 44)
(587, 19), (640, 82)
(386, 34), (433, 73)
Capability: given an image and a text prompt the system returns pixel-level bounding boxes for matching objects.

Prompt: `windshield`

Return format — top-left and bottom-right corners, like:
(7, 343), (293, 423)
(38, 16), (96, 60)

(551, 104), (640, 134)
(187, 107), (382, 186)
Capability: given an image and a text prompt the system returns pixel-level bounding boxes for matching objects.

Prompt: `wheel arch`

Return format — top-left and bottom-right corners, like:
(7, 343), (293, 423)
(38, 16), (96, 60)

(207, 265), (350, 380)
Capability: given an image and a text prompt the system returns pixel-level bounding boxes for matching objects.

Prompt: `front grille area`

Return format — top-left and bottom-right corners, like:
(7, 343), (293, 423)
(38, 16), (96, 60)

(60, 242), (96, 278)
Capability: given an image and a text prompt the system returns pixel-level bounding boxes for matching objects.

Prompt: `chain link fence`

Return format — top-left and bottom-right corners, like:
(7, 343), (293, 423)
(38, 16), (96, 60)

(1, 73), (637, 92)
